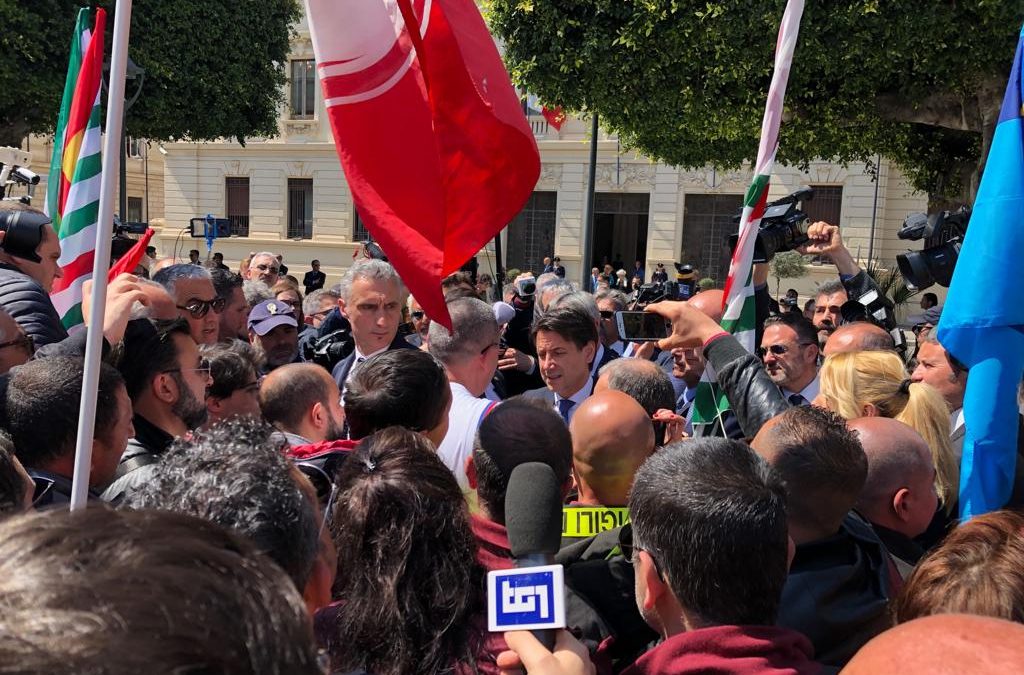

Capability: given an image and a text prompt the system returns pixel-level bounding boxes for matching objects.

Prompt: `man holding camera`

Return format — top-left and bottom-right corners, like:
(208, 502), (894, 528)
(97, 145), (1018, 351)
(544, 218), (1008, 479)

(0, 202), (67, 348)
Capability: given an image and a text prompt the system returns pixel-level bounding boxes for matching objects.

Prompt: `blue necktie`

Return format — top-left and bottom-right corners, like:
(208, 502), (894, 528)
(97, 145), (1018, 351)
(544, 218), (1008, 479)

(557, 398), (574, 423)
(789, 393), (806, 407)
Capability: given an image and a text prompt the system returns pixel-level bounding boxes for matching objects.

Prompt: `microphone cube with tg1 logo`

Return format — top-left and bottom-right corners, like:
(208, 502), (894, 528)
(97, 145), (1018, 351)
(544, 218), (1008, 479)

(487, 564), (566, 632)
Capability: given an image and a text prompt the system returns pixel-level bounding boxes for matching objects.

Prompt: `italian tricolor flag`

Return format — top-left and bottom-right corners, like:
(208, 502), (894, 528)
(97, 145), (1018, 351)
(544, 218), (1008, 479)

(46, 8), (106, 331)
(690, 0), (805, 430)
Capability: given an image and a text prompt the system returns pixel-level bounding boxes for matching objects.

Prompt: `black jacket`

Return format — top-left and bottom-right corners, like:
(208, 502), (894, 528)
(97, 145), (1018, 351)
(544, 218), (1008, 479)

(100, 414), (176, 504)
(778, 513), (895, 668)
(29, 468), (101, 508)
(703, 333), (789, 439)
(331, 333), (418, 390)
(302, 270), (326, 294)
(0, 263), (68, 348)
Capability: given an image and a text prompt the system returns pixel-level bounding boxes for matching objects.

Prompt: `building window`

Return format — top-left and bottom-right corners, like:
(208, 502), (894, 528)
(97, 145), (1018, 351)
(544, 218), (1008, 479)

(225, 177), (250, 237)
(353, 208), (370, 242)
(682, 193), (744, 285)
(287, 178), (314, 239)
(126, 197), (143, 223)
(125, 136), (145, 158)
(506, 191), (557, 274)
(804, 185), (843, 264)
(290, 60), (316, 119)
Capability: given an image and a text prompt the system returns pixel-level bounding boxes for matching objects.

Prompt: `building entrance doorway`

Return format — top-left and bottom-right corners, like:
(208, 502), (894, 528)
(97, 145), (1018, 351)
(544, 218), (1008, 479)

(590, 193), (649, 275)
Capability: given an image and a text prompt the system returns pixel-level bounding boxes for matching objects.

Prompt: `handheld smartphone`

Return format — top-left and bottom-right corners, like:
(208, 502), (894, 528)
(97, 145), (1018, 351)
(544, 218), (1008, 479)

(615, 311), (668, 342)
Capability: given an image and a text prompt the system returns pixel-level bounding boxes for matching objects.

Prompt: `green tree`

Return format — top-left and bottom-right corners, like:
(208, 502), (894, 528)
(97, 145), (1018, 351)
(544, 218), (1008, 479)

(770, 250), (807, 297)
(486, 1), (1024, 202)
(0, 0), (301, 147)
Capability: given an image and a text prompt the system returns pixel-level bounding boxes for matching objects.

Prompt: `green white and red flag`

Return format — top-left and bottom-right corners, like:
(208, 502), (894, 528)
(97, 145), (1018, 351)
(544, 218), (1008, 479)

(46, 8), (106, 331)
(691, 0), (805, 429)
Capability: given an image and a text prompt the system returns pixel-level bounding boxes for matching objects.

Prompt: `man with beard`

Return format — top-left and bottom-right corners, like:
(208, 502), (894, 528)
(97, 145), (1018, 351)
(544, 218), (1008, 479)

(102, 318), (212, 503)
(211, 269), (248, 341)
(759, 313), (820, 407)
(248, 299), (300, 373)
(260, 364), (346, 447)
(812, 279), (847, 344)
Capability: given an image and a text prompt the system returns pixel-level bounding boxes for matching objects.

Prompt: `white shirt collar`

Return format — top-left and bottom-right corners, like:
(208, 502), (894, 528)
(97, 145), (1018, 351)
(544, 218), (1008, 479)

(951, 407), (965, 433)
(782, 373), (820, 404)
(554, 381), (592, 423)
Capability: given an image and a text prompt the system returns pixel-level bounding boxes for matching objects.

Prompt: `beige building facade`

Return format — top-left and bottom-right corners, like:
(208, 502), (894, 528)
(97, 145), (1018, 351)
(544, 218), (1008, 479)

(155, 10), (937, 306)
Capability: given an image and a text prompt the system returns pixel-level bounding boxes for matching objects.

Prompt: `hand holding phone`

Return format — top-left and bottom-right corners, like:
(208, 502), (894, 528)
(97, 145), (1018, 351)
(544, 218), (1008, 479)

(615, 311), (669, 342)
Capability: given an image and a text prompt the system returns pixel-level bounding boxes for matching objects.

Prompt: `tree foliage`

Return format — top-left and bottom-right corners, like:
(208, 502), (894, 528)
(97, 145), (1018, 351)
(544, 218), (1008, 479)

(486, 0), (1024, 201)
(770, 250), (807, 295)
(0, 0), (301, 147)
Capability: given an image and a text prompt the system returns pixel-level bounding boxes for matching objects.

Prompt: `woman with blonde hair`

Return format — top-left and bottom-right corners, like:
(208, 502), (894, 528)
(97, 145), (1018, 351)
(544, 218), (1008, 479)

(818, 349), (957, 512)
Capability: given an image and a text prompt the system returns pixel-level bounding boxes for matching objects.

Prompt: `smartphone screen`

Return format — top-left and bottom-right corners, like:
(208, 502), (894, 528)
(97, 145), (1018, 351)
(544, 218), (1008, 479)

(615, 311), (668, 342)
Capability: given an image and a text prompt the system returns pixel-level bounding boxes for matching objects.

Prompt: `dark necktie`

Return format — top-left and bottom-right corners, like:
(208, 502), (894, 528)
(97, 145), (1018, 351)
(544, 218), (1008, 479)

(789, 393), (807, 407)
(557, 398), (574, 423)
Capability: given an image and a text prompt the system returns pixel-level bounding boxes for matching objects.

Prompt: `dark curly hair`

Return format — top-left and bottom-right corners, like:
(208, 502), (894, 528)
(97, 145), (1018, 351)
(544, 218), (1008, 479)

(326, 426), (485, 675)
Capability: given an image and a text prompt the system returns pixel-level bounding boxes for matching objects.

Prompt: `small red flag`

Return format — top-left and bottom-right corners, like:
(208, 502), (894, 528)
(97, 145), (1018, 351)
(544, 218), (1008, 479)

(305, 0), (541, 329)
(541, 105), (566, 131)
(107, 228), (154, 280)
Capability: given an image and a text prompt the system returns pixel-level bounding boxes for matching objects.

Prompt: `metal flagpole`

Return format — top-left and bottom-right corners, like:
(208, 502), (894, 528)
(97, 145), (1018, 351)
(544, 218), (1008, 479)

(70, 0), (133, 510)
(580, 113), (599, 289)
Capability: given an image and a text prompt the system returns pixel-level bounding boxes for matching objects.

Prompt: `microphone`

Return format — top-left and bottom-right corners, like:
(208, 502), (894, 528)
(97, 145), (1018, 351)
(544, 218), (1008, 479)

(503, 462), (564, 649)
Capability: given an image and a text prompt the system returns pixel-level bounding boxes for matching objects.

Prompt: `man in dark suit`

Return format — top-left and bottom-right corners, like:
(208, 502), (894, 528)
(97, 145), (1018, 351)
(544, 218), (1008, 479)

(522, 303), (616, 423)
(302, 260), (326, 295)
(330, 259), (416, 394)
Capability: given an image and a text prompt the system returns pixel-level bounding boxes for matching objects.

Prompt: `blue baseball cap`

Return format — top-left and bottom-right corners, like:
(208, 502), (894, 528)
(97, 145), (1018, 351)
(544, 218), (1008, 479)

(247, 299), (298, 336)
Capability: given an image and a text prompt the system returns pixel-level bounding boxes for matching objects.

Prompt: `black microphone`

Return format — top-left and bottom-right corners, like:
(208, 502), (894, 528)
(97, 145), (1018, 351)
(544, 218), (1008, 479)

(504, 462), (564, 650)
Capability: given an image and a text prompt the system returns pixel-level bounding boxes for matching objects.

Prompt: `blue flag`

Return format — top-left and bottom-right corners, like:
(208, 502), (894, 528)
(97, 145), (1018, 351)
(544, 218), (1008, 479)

(937, 25), (1024, 519)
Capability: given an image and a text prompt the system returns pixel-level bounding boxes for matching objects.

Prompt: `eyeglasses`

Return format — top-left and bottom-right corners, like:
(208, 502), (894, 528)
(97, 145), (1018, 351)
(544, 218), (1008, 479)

(0, 333), (34, 355)
(618, 523), (664, 580)
(254, 263), (281, 274)
(411, 311), (425, 320)
(756, 343), (815, 358)
(177, 297), (226, 319)
(599, 310), (615, 319)
(163, 366), (212, 380)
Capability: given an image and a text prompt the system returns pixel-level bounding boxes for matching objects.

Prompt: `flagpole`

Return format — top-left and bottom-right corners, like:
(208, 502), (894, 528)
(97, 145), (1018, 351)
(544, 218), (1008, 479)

(580, 113), (599, 289)
(70, 0), (133, 511)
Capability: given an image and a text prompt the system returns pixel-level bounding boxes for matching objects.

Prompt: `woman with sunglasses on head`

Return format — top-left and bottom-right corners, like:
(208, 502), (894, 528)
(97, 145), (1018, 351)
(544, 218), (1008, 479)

(321, 426), (498, 675)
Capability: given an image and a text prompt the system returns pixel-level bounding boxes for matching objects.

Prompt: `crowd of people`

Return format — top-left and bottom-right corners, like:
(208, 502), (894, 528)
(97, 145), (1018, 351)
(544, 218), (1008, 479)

(1, 197), (1024, 673)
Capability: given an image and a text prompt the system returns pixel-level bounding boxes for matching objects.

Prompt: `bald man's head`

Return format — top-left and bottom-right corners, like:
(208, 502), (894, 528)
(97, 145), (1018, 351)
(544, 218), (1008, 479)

(259, 363), (343, 442)
(849, 417), (937, 538)
(569, 390), (655, 507)
(823, 322), (894, 357)
(844, 614), (1024, 675)
(689, 289), (725, 324)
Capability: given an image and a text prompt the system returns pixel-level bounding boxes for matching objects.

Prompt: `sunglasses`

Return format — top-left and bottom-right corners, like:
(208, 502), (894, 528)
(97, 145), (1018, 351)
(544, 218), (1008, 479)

(599, 310), (615, 319)
(177, 296), (227, 319)
(0, 333), (34, 355)
(296, 462), (340, 538)
(254, 263), (281, 274)
(411, 311), (425, 320)
(618, 523), (664, 579)
(756, 343), (814, 358)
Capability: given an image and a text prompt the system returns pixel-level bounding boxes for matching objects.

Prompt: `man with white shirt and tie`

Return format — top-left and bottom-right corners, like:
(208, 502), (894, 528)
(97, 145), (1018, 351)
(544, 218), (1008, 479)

(330, 259), (416, 394)
(428, 297), (501, 488)
(522, 305), (601, 424)
(759, 313), (821, 407)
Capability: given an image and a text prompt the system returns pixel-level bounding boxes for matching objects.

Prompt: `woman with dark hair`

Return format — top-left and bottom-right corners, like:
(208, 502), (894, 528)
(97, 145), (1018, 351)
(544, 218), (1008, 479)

(324, 426), (493, 675)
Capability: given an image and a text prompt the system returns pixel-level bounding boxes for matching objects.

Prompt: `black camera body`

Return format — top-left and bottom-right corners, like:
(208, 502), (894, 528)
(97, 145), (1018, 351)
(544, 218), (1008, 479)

(896, 206), (969, 290)
(728, 187), (814, 263)
(303, 327), (355, 371)
(629, 281), (678, 308)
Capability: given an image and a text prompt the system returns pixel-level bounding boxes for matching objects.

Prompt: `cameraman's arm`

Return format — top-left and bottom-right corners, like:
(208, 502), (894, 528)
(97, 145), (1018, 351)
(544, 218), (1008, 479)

(800, 221), (861, 278)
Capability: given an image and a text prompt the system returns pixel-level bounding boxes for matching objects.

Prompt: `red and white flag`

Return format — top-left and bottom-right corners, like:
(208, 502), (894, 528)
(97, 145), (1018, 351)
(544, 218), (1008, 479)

(304, 0), (541, 328)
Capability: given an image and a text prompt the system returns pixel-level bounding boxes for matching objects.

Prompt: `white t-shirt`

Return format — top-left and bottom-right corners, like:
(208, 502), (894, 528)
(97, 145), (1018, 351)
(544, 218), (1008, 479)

(436, 382), (497, 489)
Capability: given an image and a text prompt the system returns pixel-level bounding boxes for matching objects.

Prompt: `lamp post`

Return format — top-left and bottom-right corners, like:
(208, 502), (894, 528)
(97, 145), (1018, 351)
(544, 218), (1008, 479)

(103, 55), (145, 222)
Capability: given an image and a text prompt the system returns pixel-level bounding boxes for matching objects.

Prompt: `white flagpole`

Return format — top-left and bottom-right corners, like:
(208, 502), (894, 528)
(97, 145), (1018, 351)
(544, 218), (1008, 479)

(70, 0), (133, 511)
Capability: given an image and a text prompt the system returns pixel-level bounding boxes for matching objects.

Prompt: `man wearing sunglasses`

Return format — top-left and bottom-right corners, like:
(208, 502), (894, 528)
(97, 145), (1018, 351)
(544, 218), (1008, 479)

(503, 438), (820, 675)
(154, 264), (224, 346)
(759, 313), (820, 407)
(244, 251), (282, 287)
